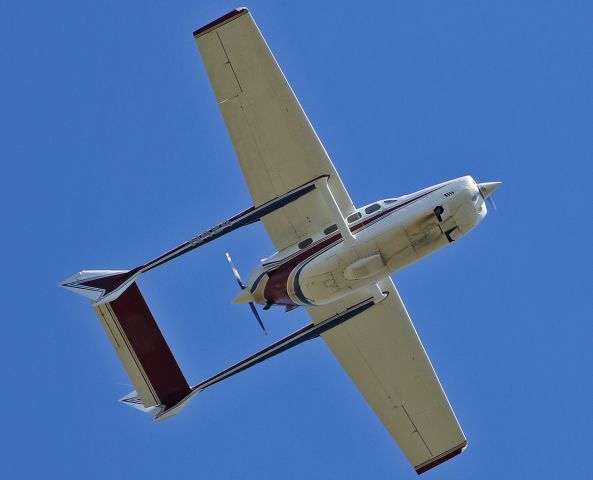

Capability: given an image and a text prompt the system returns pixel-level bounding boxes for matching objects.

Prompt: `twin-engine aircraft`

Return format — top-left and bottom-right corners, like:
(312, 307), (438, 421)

(62, 8), (500, 475)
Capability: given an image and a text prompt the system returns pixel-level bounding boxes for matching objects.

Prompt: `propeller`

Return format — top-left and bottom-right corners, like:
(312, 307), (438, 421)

(226, 253), (268, 335)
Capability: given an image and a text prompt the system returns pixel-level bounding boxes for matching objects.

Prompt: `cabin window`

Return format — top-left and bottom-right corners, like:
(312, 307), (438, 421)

(298, 238), (313, 249)
(384, 199), (398, 204)
(324, 224), (338, 235)
(347, 212), (362, 223)
(365, 203), (381, 214)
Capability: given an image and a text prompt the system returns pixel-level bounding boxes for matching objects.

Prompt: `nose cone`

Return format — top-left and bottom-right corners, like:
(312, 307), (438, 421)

(478, 181), (501, 199)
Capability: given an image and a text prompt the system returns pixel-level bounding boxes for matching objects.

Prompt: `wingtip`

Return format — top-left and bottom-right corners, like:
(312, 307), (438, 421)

(415, 442), (467, 475)
(193, 7), (249, 38)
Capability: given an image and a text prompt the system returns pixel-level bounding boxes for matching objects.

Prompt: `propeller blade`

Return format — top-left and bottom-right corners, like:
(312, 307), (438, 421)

(226, 252), (245, 289)
(227, 252), (268, 335)
(249, 302), (268, 335)
(487, 196), (497, 211)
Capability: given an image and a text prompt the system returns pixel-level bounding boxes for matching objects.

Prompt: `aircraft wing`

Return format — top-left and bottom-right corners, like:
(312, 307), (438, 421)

(194, 8), (354, 251)
(307, 277), (467, 474)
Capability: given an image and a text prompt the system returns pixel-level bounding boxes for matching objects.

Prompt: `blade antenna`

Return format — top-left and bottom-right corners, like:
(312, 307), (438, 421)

(226, 253), (268, 335)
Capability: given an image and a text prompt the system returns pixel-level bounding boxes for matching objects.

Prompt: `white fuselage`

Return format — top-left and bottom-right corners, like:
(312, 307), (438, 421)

(247, 176), (488, 307)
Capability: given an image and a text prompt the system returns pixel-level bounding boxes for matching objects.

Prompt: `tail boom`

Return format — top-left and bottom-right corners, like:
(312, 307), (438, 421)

(61, 175), (327, 305)
(125, 293), (380, 421)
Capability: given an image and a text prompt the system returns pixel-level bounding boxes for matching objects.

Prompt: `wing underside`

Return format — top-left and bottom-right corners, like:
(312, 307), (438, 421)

(194, 8), (354, 251)
(308, 278), (467, 474)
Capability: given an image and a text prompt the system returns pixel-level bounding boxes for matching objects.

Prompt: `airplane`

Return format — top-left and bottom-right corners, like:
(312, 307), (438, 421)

(61, 7), (500, 475)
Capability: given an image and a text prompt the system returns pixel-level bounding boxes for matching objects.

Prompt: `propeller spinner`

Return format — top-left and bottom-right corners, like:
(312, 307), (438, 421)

(477, 181), (501, 211)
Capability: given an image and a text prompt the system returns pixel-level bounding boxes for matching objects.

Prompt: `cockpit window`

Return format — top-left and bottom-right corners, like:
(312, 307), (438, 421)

(365, 203), (381, 214)
(298, 238), (313, 249)
(384, 199), (398, 204)
(347, 212), (362, 223)
(323, 224), (338, 235)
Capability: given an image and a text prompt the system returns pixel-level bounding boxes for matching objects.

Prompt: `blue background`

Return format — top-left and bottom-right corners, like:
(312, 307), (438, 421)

(2, 1), (592, 478)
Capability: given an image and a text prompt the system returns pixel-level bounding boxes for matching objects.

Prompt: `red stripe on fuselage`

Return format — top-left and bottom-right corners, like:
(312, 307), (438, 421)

(262, 186), (442, 306)
(264, 235), (340, 305)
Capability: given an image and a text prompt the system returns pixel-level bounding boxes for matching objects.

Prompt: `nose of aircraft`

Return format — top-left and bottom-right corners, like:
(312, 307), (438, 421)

(478, 181), (501, 199)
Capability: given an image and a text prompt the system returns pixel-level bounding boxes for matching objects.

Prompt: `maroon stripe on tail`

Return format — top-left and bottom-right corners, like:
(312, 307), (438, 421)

(109, 284), (190, 407)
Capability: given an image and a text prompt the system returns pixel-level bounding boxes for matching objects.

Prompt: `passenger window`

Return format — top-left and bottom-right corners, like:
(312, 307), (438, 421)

(324, 224), (338, 235)
(347, 212), (362, 223)
(298, 238), (313, 249)
(365, 203), (380, 214)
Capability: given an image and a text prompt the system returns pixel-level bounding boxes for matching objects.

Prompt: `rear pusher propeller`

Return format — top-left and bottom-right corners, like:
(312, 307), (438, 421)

(226, 253), (268, 335)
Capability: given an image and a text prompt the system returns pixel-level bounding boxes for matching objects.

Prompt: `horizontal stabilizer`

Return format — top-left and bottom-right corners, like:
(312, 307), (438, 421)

(93, 282), (191, 410)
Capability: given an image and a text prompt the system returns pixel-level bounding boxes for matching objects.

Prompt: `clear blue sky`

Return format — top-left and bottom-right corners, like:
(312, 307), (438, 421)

(1, 1), (592, 478)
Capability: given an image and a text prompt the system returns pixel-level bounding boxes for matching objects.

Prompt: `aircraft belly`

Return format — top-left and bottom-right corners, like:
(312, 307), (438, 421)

(259, 184), (483, 307)
(298, 231), (401, 305)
